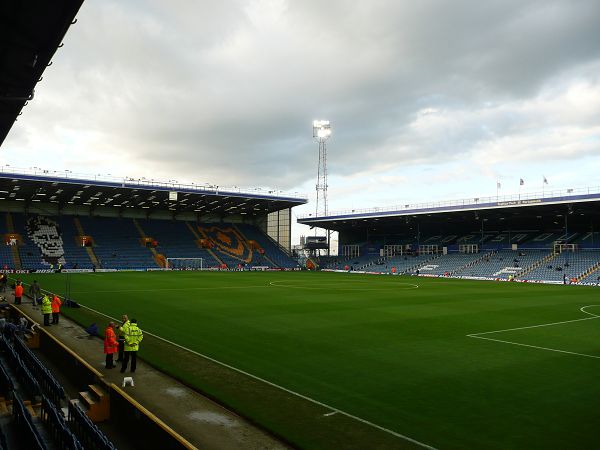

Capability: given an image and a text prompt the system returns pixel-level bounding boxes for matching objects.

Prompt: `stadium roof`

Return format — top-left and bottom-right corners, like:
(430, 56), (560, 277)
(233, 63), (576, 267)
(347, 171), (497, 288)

(298, 187), (600, 232)
(0, 167), (307, 216)
(0, 0), (84, 146)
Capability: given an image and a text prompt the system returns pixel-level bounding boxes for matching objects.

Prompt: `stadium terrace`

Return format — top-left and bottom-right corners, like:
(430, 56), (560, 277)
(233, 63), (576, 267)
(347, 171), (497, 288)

(299, 188), (600, 285)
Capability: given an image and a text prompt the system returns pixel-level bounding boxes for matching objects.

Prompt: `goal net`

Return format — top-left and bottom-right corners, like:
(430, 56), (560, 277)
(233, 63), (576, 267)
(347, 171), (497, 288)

(166, 257), (204, 270)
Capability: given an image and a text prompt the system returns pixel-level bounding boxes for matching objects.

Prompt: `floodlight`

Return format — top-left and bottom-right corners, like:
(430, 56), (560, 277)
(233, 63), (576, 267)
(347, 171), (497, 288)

(313, 119), (332, 141)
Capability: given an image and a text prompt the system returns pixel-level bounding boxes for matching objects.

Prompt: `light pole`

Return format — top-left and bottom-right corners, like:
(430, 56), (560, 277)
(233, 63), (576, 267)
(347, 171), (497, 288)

(313, 120), (332, 255)
(313, 120), (331, 217)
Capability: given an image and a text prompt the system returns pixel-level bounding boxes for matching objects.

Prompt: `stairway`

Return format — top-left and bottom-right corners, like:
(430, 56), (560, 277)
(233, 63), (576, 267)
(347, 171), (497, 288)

(74, 383), (110, 423)
(451, 250), (497, 276)
(73, 217), (100, 268)
(577, 262), (600, 283)
(186, 222), (223, 265)
(132, 219), (164, 267)
(5, 213), (22, 270)
(516, 252), (557, 279)
(232, 224), (277, 267)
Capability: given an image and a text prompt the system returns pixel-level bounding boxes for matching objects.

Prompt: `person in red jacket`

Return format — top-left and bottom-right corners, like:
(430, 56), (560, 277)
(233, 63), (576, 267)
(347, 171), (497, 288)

(104, 322), (118, 369)
(51, 294), (62, 324)
(14, 280), (23, 305)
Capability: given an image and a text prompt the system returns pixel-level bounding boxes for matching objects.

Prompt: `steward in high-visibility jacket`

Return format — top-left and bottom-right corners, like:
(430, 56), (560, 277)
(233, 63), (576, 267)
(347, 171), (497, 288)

(51, 295), (62, 325)
(120, 318), (144, 373)
(124, 321), (143, 351)
(41, 295), (52, 326)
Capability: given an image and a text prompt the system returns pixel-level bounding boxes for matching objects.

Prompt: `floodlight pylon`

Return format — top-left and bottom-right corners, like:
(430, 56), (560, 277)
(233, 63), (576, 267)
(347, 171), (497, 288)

(313, 120), (331, 219)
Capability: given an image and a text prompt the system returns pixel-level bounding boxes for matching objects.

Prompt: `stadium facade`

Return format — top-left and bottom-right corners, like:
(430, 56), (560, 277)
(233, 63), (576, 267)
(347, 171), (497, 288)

(0, 167), (307, 271)
(298, 187), (600, 284)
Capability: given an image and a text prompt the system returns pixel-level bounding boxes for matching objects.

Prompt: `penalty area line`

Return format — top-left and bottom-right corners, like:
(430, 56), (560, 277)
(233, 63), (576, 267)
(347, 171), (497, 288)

(78, 303), (438, 450)
(467, 305), (600, 360)
(469, 335), (600, 360)
(468, 305), (600, 337)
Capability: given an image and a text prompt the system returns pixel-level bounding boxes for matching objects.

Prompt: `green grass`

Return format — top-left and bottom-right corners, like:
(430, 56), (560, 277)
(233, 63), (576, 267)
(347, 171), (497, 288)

(18, 271), (600, 449)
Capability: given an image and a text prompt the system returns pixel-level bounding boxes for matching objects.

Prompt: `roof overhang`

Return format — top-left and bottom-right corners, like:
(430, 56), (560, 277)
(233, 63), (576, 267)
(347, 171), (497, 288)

(0, 170), (307, 216)
(298, 190), (600, 232)
(0, 0), (84, 146)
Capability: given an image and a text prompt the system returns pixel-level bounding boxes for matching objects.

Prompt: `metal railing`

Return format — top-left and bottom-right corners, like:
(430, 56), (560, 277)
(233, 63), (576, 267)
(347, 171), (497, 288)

(0, 165), (307, 200)
(298, 185), (600, 219)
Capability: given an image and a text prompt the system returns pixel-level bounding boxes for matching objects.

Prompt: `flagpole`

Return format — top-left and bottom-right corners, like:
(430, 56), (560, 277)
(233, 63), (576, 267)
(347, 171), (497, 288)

(542, 176), (547, 198)
(519, 178), (524, 200)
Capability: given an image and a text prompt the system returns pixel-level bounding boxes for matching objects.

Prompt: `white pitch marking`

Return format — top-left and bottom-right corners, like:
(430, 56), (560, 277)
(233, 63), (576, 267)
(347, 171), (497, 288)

(467, 305), (600, 360)
(268, 281), (420, 290)
(469, 335), (600, 360)
(77, 303), (438, 450)
(71, 285), (268, 294)
(467, 305), (600, 337)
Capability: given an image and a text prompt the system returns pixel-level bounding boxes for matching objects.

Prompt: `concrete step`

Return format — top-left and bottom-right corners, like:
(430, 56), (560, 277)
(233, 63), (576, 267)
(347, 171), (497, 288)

(78, 390), (96, 408)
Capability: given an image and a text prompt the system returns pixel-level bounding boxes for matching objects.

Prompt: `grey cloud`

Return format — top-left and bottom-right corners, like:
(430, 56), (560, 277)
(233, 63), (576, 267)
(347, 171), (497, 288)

(6, 0), (600, 191)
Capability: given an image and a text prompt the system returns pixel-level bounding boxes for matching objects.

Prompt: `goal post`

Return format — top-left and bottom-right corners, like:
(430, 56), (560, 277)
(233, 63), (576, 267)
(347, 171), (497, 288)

(166, 257), (204, 270)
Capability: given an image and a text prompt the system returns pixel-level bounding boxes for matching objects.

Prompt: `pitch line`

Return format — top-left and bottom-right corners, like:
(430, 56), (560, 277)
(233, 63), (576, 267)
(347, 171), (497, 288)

(467, 305), (600, 360)
(78, 303), (438, 450)
(71, 285), (269, 294)
(467, 305), (600, 337)
(468, 335), (600, 360)
(268, 281), (420, 290)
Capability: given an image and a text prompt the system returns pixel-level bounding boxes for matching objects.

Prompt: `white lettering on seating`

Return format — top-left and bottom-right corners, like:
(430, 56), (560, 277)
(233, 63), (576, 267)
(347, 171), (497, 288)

(494, 267), (520, 276)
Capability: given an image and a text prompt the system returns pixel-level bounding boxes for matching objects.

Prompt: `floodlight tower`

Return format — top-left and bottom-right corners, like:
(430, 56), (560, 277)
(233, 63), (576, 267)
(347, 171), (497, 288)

(313, 120), (331, 218)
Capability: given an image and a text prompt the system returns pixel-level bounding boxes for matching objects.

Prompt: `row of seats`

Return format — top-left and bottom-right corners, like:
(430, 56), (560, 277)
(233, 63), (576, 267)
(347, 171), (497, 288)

(12, 392), (47, 450)
(0, 334), (40, 399)
(40, 396), (83, 450)
(236, 223), (297, 269)
(524, 251), (600, 281)
(455, 250), (548, 279)
(12, 334), (65, 408)
(79, 216), (156, 269)
(137, 219), (220, 267)
(324, 249), (600, 282)
(67, 400), (116, 450)
(0, 213), (297, 270)
(0, 322), (116, 450)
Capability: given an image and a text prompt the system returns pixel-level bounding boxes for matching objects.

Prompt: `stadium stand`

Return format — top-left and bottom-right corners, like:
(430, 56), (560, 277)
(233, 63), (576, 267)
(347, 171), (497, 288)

(55, 216), (95, 269)
(5, 213), (296, 271)
(67, 400), (115, 450)
(352, 253), (438, 273)
(453, 249), (550, 279)
(523, 250), (600, 282)
(235, 223), (297, 268)
(40, 396), (83, 450)
(0, 313), (118, 450)
(77, 216), (157, 269)
(416, 252), (495, 276)
(136, 219), (220, 268)
(11, 213), (49, 270)
(11, 392), (46, 450)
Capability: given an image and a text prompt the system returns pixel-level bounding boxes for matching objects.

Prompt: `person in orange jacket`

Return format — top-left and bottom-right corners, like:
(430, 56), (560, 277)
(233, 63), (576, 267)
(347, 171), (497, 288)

(104, 322), (118, 369)
(51, 294), (62, 324)
(14, 280), (23, 305)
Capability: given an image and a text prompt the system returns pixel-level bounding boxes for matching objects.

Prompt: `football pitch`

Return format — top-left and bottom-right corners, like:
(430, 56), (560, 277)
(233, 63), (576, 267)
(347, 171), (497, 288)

(19, 271), (600, 449)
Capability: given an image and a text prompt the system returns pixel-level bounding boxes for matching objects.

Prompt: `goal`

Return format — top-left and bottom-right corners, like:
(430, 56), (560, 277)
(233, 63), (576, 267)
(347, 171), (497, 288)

(166, 257), (204, 270)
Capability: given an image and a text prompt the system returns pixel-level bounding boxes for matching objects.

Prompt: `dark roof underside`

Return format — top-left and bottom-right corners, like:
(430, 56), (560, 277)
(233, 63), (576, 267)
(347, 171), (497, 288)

(0, 0), (84, 146)
(301, 200), (600, 234)
(0, 173), (306, 217)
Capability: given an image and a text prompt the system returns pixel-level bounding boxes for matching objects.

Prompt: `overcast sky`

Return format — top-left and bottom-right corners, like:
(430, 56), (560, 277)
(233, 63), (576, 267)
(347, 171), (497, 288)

(3, 0), (600, 244)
